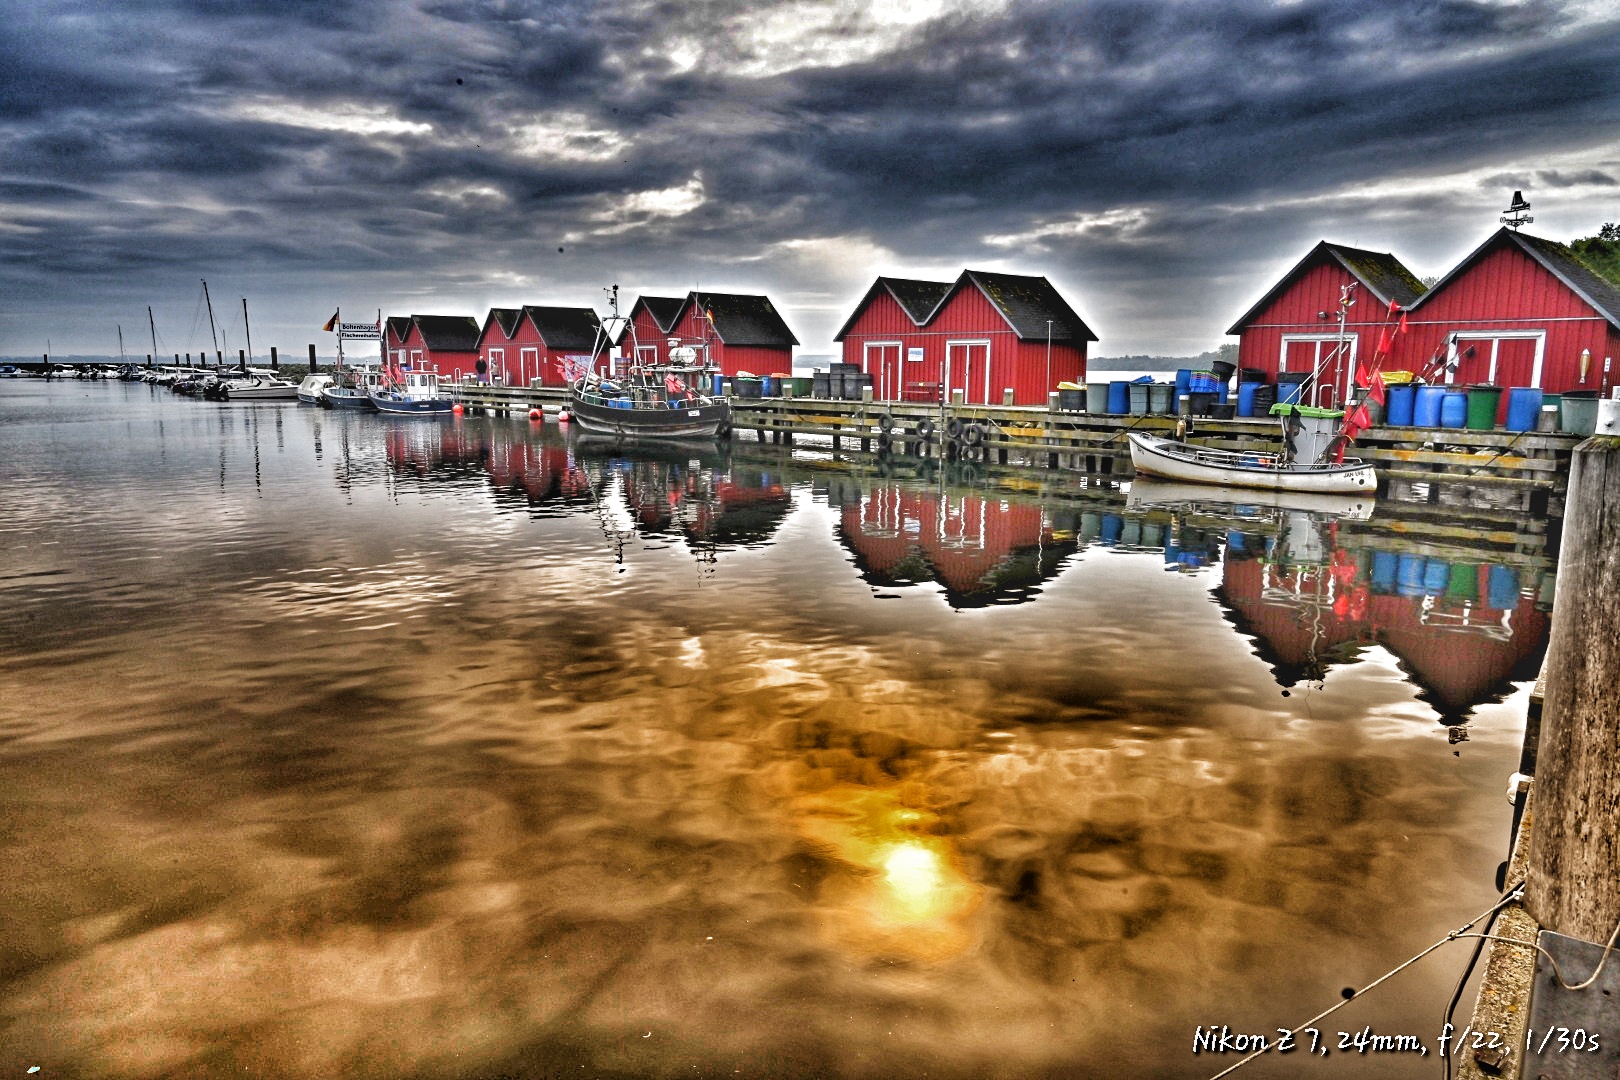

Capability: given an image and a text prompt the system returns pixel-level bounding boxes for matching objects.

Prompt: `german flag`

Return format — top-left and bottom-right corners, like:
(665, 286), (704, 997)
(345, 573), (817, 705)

(322, 310), (339, 332)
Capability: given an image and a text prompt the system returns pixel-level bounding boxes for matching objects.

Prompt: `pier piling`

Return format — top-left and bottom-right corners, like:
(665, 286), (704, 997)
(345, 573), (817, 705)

(1524, 434), (1620, 944)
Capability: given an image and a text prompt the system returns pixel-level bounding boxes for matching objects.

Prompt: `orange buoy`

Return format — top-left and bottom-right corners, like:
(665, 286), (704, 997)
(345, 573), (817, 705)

(528, 408), (542, 421)
(451, 403), (464, 415)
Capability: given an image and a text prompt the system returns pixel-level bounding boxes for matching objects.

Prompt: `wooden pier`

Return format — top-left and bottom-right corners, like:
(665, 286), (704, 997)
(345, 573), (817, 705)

(449, 383), (1581, 501)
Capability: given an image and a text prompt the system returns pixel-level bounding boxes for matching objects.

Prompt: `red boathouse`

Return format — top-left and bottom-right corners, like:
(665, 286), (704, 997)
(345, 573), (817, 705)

(834, 270), (1095, 405)
(385, 314), (481, 380)
(617, 292), (799, 378)
(1396, 228), (1620, 400)
(477, 306), (605, 387)
(1226, 243), (1428, 409)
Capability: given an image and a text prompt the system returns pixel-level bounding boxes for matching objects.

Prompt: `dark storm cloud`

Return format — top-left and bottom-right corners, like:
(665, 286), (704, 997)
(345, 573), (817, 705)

(3, 0), (1619, 355)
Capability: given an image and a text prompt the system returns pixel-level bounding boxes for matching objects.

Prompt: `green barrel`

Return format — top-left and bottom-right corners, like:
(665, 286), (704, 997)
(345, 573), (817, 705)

(1465, 384), (1503, 430)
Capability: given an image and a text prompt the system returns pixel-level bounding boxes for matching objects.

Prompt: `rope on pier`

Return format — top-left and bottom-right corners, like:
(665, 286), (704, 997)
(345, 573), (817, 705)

(1204, 882), (1528, 1080)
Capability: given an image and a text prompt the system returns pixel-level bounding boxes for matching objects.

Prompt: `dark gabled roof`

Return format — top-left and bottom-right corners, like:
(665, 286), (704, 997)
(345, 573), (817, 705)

(478, 308), (523, 348)
(832, 277), (953, 341)
(521, 305), (603, 350)
(1410, 227), (1620, 330)
(1225, 242), (1429, 334)
(405, 314), (481, 352)
(955, 269), (1098, 343)
(638, 295), (687, 332)
(681, 291), (799, 348)
(386, 316), (413, 342)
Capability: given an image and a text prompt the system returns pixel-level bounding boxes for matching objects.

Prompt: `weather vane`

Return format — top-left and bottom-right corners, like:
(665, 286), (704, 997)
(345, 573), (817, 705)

(1501, 190), (1533, 230)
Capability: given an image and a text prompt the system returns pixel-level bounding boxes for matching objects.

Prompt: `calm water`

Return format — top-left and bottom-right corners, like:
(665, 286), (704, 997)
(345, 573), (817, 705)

(1, 379), (1549, 1078)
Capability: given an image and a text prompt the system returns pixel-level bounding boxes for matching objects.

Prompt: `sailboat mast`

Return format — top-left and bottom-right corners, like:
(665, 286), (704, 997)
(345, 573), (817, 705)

(118, 324), (126, 363)
(202, 279), (220, 366)
(242, 297), (254, 371)
(147, 306), (158, 366)
(335, 306), (343, 372)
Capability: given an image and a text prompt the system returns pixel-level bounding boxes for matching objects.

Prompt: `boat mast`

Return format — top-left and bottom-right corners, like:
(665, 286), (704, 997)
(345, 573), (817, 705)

(117, 324), (126, 363)
(242, 297), (253, 371)
(147, 306), (158, 367)
(202, 279), (220, 366)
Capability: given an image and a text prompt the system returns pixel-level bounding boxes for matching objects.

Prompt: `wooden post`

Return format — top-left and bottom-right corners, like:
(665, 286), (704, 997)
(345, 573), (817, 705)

(270, 346), (279, 371)
(238, 349), (246, 370)
(1525, 435), (1620, 943)
(308, 344), (317, 374)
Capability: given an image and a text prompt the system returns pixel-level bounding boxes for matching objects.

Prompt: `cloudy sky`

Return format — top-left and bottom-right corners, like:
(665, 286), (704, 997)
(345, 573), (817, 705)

(4, 0), (1619, 361)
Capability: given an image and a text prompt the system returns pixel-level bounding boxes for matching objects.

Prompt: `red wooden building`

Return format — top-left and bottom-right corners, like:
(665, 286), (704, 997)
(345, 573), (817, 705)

(385, 314), (481, 380)
(1226, 243), (1428, 409)
(614, 295), (687, 373)
(615, 292), (798, 377)
(1396, 228), (1620, 400)
(476, 305), (604, 387)
(833, 270), (1095, 405)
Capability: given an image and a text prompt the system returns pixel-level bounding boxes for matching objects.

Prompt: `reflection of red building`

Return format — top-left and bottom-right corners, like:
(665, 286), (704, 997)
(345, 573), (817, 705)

(838, 484), (1076, 606)
(1219, 550), (1548, 715)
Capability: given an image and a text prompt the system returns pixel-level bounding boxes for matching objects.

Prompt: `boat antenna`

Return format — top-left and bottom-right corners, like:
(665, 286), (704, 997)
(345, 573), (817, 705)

(242, 297), (253, 371)
(202, 279), (220, 366)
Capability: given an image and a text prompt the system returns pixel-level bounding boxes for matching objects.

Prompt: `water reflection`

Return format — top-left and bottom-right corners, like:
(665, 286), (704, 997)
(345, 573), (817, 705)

(0, 382), (1557, 1079)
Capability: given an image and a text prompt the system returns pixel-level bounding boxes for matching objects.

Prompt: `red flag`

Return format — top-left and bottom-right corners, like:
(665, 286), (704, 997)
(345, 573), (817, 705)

(1357, 363), (1387, 405)
(1348, 403), (1371, 430)
(1376, 327), (1393, 357)
(1388, 299), (1402, 314)
(322, 310), (339, 332)
(1398, 312), (1409, 334)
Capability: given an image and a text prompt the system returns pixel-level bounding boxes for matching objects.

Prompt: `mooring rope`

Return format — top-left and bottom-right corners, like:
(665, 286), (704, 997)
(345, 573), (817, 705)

(1206, 883), (1527, 1080)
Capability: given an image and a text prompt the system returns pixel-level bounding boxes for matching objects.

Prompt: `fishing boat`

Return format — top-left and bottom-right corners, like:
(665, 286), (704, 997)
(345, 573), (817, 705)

(1127, 413), (1377, 495)
(370, 370), (454, 415)
(1128, 282), (1378, 496)
(320, 367), (383, 409)
(566, 285), (732, 441)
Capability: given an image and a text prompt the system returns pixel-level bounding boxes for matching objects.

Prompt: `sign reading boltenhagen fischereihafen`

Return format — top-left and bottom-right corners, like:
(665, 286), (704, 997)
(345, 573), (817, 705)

(338, 323), (381, 340)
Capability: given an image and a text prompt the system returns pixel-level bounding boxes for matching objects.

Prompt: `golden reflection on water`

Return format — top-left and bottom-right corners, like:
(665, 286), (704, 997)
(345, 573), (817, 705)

(0, 385), (1551, 1079)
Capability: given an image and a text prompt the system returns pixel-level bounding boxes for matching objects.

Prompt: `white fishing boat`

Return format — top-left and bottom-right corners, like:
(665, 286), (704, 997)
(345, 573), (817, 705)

(1127, 423), (1376, 494)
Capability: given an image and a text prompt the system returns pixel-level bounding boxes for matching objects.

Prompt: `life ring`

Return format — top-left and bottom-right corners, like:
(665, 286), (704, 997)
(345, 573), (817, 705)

(915, 417), (935, 441)
(878, 412), (896, 433)
(962, 422), (985, 447)
(944, 418), (964, 441)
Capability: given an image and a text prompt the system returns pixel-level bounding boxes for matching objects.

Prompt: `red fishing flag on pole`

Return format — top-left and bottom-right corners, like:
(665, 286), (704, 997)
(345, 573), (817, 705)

(1357, 362), (1387, 405)
(1376, 327), (1394, 357)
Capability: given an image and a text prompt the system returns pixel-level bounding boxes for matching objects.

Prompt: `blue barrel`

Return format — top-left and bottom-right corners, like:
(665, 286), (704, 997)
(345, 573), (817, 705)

(1218, 382), (1230, 405)
(1107, 381), (1130, 415)
(1423, 559), (1451, 595)
(1100, 514), (1122, 545)
(1175, 369), (1192, 400)
(1277, 372), (1310, 406)
(1487, 565), (1519, 610)
(1385, 383), (1416, 425)
(712, 374), (725, 396)
(1226, 529), (1247, 555)
(1440, 389), (1468, 428)
(1371, 551), (1399, 592)
(1397, 554), (1426, 596)
(1503, 387), (1543, 432)
(1413, 385), (1447, 427)
(1237, 381), (1260, 417)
